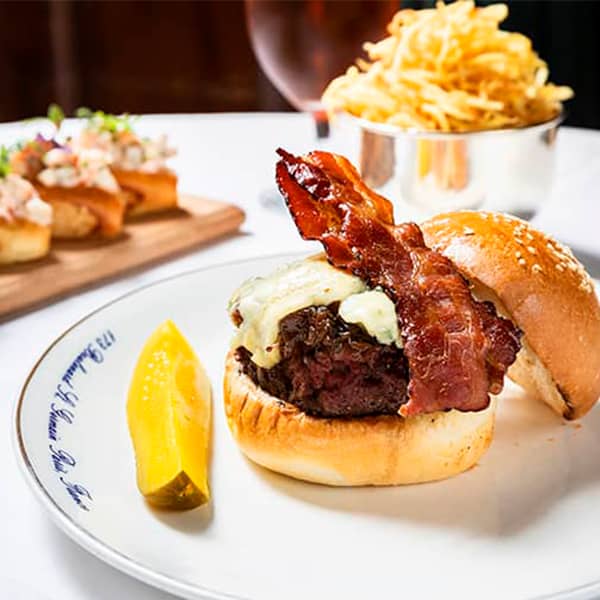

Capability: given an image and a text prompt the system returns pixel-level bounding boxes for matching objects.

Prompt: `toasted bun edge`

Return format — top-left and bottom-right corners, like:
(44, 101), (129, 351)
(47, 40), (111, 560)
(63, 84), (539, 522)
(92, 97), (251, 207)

(223, 351), (495, 486)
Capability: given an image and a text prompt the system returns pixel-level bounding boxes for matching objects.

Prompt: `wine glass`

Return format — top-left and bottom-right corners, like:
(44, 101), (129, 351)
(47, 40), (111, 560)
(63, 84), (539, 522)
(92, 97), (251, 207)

(245, 0), (400, 208)
(245, 0), (399, 138)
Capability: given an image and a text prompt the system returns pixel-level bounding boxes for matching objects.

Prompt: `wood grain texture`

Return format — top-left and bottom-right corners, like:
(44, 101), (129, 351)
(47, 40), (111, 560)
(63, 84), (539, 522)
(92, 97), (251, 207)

(0, 194), (245, 322)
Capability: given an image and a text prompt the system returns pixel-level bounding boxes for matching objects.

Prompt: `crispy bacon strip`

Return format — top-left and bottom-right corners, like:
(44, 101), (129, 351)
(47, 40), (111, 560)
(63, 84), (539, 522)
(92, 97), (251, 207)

(275, 149), (520, 417)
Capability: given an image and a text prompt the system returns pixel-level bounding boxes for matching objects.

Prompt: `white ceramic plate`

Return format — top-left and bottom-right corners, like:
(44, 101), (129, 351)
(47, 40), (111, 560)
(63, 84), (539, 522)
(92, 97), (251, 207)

(14, 254), (600, 600)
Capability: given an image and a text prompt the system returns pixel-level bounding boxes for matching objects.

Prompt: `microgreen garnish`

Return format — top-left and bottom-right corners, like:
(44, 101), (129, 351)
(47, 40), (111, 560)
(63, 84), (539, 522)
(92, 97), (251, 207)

(0, 146), (10, 178)
(76, 107), (137, 135)
(47, 103), (65, 129)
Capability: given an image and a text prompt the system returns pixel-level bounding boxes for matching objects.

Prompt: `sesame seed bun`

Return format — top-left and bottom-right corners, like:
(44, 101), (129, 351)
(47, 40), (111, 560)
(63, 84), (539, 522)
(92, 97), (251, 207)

(223, 351), (496, 486)
(421, 210), (600, 420)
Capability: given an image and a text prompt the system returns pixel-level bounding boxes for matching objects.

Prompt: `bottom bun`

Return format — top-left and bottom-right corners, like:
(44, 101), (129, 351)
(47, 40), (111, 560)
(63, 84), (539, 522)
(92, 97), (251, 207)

(223, 351), (496, 486)
(0, 219), (51, 264)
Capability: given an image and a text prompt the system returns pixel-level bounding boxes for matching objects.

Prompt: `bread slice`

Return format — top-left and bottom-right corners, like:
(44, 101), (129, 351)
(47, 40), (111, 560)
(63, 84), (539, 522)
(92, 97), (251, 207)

(112, 168), (178, 217)
(0, 219), (51, 264)
(34, 183), (126, 239)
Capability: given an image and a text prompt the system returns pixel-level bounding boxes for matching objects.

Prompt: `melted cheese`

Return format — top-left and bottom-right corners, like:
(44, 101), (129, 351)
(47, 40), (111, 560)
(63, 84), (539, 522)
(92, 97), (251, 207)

(339, 290), (401, 347)
(229, 256), (402, 368)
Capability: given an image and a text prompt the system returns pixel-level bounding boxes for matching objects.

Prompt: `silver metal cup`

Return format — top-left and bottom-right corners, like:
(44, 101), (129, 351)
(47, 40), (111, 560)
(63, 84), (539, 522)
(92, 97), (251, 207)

(334, 112), (563, 220)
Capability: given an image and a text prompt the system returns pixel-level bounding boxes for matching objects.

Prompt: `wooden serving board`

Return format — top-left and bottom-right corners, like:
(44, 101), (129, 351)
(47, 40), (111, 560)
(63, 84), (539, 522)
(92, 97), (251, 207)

(0, 194), (245, 322)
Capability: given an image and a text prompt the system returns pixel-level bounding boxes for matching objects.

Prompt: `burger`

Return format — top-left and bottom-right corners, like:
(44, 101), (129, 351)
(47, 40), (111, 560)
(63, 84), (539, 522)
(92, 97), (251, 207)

(224, 149), (600, 486)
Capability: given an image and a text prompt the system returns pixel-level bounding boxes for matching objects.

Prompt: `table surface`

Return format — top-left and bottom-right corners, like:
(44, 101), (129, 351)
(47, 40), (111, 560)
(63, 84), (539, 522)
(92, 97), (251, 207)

(2, 113), (600, 600)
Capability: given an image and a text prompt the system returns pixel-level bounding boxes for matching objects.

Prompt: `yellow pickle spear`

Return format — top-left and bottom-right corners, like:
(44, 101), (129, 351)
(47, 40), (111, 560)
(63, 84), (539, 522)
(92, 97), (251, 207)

(127, 320), (211, 510)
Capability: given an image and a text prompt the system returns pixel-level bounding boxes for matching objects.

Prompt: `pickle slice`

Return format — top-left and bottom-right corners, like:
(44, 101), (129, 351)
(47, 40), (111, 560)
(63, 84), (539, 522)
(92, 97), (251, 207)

(127, 320), (211, 510)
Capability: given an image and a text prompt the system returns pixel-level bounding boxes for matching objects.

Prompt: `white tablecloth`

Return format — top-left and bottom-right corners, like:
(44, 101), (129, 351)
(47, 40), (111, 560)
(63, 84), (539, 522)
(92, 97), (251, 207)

(2, 113), (600, 600)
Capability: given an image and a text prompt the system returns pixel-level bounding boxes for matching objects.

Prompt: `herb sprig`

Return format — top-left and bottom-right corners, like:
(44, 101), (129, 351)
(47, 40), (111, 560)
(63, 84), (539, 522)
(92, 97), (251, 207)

(0, 146), (11, 179)
(47, 103), (65, 129)
(76, 107), (137, 135)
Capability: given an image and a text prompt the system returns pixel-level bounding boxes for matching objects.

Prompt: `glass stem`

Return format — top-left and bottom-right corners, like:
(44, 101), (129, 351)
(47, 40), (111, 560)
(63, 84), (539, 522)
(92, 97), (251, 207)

(313, 109), (330, 139)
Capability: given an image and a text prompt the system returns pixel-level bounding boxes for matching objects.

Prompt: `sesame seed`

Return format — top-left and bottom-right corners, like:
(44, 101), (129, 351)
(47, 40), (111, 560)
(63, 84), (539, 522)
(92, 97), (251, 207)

(516, 251), (522, 258)
(555, 264), (565, 272)
(532, 264), (543, 273)
(518, 258), (526, 266)
(527, 246), (537, 254)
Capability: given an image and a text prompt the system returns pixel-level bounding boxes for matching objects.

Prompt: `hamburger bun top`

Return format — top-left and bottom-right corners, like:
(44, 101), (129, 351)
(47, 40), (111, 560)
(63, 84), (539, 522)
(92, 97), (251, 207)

(422, 210), (600, 420)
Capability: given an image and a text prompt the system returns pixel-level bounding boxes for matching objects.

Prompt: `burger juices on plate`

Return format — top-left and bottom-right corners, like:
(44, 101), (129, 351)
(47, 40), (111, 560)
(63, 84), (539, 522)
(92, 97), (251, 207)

(224, 149), (600, 486)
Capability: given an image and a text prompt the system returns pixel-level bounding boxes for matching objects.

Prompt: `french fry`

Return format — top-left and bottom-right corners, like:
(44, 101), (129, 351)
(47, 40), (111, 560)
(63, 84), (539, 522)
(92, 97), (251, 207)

(323, 1), (572, 132)
(416, 139), (432, 179)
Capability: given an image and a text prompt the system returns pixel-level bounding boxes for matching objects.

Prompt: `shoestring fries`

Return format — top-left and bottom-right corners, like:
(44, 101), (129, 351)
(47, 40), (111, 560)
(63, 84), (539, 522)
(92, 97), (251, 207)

(323, 1), (573, 132)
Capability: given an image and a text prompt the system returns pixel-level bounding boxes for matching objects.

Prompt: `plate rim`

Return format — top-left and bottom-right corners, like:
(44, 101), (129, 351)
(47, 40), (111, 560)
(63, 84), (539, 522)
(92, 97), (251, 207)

(12, 254), (600, 600)
(13, 252), (303, 600)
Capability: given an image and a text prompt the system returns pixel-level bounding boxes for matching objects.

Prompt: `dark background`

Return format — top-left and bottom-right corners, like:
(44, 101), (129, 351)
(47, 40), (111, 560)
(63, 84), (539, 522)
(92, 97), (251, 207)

(0, 0), (597, 128)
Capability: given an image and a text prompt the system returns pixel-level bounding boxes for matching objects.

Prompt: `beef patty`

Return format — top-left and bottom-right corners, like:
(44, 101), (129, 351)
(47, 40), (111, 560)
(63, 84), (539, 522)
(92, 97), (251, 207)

(235, 304), (409, 418)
